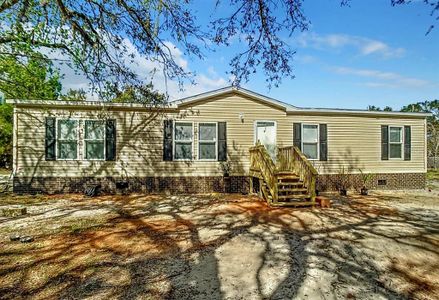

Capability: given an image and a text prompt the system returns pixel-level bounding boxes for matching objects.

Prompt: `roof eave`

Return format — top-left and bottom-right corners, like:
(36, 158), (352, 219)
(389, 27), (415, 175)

(287, 107), (432, 118)
(172, 86), (298, 112)
(6, 99), (179, 110)
(5, 90), (432, 119)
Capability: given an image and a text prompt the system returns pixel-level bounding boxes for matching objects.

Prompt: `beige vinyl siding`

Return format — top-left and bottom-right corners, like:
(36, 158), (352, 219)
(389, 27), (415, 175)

(14, 94), (291, 177)
(288, 115), (425, 174)
(176, 94), (292, 174)
(14, 92), (426, 178)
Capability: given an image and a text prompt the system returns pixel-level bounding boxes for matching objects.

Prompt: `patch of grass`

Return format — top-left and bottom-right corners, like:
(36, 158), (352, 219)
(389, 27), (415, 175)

(0, 168), (11, 175)
(65, 217), (108, 234)
(427, 169), (439, 180)
(0, 193), (53, 205)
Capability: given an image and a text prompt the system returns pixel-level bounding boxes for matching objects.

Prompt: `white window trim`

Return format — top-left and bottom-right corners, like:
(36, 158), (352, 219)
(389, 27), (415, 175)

(301, 123), (319, 161)
(173, 121), (194, 161)
(83, 120), (106, 161)
(198, 122), (218, 161)
(388, 125), (404, 160)
(56, 118), (79, 161)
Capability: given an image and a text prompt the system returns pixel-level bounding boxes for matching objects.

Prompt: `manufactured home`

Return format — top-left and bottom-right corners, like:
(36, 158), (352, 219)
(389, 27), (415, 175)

(7, 86), (429, 205)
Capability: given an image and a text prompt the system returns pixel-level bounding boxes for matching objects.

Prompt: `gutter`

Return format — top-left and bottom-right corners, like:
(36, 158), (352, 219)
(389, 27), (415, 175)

(6, 98), (432, 118)
(6, 99), (179, 110)
(287, 107), (432, 118)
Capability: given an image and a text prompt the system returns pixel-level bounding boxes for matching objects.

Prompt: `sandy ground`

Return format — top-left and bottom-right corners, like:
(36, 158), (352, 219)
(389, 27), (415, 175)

(0, 188), (438, 300)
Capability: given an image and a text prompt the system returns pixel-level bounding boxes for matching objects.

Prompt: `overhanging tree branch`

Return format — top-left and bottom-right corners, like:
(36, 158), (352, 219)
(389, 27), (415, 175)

(0, 0), (20, 13)
(0, 0), (437, 98)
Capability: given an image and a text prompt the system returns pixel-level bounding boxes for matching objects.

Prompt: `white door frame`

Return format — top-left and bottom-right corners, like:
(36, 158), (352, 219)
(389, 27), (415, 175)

(254, 120), (277, 159)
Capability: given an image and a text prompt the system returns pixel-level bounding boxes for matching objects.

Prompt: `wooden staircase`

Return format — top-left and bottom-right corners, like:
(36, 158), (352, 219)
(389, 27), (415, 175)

(249, 144), (318, 207)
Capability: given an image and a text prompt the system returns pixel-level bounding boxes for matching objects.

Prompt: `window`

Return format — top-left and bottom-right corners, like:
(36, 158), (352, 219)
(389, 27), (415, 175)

(199, 123), (217, 160)
(174, 122), (193, 160)
(302, 124), (319, 160)
(84, 120), (105, 160)
(389, 126), (403, 159)
(57, 119), (78, 159)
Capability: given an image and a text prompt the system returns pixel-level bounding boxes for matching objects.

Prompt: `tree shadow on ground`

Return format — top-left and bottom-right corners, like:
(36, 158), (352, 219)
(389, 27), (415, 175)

(0, 192), (438, 299)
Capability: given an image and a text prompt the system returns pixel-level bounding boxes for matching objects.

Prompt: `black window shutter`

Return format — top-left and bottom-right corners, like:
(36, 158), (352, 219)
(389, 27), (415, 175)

(404, 125), (411, 161)
(218, 122), (227, 161)
(45, 117), (56, 161)
(105, 119), (116, 161)
(319, 124), (328, 161)
(381, 125), (389, 160)
(293, 123), (302, 150)
(163, 119), (173, 161)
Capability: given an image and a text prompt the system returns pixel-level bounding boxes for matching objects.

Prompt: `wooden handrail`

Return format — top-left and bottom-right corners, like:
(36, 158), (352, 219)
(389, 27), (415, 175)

(249, 144), (278, 202)
(277, 146), (317, 201)
(250, 144), (318, 204)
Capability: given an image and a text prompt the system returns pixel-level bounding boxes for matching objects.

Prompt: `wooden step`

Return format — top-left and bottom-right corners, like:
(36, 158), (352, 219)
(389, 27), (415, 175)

(278, 194), (311, 200)
(275, 171), (297, 176)
(276, 174), (300, 180)
(271, 201), (315, 207)
(277, 188), (308, 193)
(263, 181), (304, 188)
(276, 171), (298, 177)
(278, 186), (305, 191)
(278, 182), (303, 187)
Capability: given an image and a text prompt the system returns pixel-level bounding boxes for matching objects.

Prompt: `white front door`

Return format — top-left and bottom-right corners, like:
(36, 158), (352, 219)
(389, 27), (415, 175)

(255, 121), (276, 161)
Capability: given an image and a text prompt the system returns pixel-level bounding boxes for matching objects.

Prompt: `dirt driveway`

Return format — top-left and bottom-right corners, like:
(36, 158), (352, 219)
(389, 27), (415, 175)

(0, 189), (438, 300)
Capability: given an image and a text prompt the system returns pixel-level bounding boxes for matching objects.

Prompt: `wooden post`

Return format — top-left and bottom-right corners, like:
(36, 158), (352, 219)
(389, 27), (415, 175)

(310, 176), (316, 204)
(258, 178), (264, 199)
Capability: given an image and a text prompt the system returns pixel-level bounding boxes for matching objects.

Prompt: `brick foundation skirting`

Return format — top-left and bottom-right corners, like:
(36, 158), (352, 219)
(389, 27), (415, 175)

(316, 172), (426, 191)
(13, 172), (425, 194)
(13, 176), (250, 195)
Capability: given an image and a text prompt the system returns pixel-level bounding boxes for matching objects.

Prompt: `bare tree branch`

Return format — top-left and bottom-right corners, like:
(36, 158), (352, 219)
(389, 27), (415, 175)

(0, 0), (437, 98)
(0, 0), (20, 13)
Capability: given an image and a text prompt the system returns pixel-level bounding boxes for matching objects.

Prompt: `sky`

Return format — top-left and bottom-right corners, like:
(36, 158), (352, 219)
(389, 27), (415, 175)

(61, 0), (439, 110)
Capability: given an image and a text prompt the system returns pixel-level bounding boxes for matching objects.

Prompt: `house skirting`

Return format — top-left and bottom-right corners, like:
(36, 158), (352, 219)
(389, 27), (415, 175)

(12, 172), (425, 195)
(12, 176), (250, 195)
(316, 172), (426, 191)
